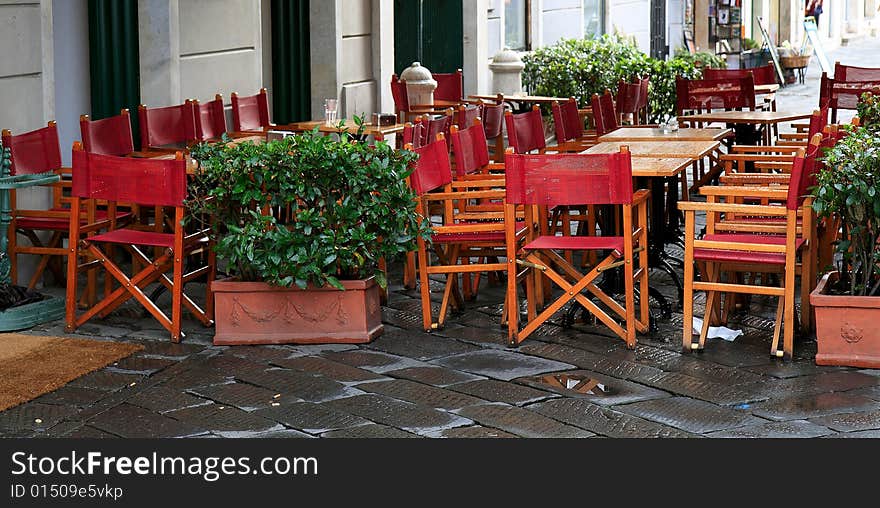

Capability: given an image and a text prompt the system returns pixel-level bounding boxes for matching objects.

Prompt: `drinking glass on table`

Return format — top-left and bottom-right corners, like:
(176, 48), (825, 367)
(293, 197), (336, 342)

(324, 98), (338, 125)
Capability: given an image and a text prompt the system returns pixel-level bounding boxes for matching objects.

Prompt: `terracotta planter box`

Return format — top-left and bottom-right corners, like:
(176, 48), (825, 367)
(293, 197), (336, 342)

(212, 277), (383, 345)
(810, 271), (880, 368)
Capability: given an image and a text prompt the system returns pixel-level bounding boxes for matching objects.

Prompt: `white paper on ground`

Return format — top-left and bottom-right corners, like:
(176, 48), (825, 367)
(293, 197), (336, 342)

(692, 317), (744, 341)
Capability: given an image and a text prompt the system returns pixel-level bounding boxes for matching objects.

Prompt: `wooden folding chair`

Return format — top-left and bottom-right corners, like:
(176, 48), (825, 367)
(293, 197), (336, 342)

(138, 103), (198, 152)
(504, 106), (546, 154)
(680, 149), (814, 359)
(551, 97), (597, 152)
(65, 145), (215, 342)
(80, 109), (135, 156)
(410, 135), (522, 331)
(187, 95), (228, 141)
(504, 148), (650, 348)
(231, 88), (273, 133)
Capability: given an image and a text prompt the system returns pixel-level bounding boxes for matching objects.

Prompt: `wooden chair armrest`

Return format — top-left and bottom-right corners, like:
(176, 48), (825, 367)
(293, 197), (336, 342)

(423, 189), (506, 201)
(631, 189), (651, 205)
(719, 174), (791, 185)
(449, 178), (505, 188)
(699, 185), (788, 199)
(730, 145), (803, 154)
(678, 201), (788, 215)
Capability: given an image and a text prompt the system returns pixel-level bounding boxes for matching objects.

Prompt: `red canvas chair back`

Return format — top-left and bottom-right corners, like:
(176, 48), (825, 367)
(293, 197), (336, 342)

(703, 64), (777, 85)
(676, 76), (756, 112)
(480, 101), (504, 139)
(449, 121), (490, 177)
(409, 136), (453, 195)
(820, 74), (880, 122)
(189, 95), (227, 141)
(552, 98), (583, 143)
(390, 74), (410, 118)
(80, 110), (134, 156)
(807, 107), (829, 140)
(636, 77), (650, 121)
(72, 149), (186, 208)
(433, 69), (463, 102)
(138, 103), (194, 149)
(505, 151), (633, 206)
(616, 80), (641, 119)
(592, 91), (618, 136)
(425, 111), (453, 142)
(1, 122), (62, 175)
(456, 104), (480, 129)
(230, 88), (270, 132)
(504, 106), (546, 154)
(785, 148), (812, 212)
(834, 62), (880, 81)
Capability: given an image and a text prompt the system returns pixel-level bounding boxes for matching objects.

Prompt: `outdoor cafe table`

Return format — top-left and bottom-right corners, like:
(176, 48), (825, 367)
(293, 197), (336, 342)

(583, 141), (721, 306)
(598, 127), (732, 143)
(276, 119), (405, 143)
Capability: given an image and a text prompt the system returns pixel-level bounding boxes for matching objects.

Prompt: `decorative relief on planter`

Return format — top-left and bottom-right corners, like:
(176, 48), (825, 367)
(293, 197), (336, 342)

(841, 323), (863, 344)
(230, 295), (351, 326)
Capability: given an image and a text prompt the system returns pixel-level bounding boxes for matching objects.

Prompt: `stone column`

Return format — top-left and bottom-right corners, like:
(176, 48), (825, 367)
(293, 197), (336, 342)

(372, 0), (395, 113)
(138, 0), (180, 107)
(695, 0), (709, 50)
(462, 0), (489, 96)
(309, 0), (343, 120)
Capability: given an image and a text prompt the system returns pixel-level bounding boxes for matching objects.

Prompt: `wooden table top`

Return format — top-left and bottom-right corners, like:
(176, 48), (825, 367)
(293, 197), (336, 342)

(278, 120), (406, 136)
(682, 110), (812, 124)
(583, 140), (721, 160)
(598, 127), (732, 142)
(468, 94), (570, 104)
(628, 157), (693, 178)
(755, 83), (780, 94)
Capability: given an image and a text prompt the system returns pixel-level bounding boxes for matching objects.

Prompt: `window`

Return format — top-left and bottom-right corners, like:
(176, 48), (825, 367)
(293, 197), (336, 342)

(584, 0), (604, 37)
(504, 0), (528, 50)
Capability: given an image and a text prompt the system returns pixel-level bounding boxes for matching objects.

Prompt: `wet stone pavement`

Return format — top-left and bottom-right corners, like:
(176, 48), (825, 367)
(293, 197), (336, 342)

(3, 38), (880, 439)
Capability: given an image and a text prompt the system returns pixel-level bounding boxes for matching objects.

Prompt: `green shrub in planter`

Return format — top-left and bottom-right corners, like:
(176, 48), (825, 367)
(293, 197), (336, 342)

(813, 125), (880, 295)
(857, 89), (880, 129)
(188, 124), (431, 290)
(521, 34), (704, 122)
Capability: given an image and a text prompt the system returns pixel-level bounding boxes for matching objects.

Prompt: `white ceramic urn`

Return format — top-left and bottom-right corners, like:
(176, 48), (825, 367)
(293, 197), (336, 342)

(400, 61), (438, 107)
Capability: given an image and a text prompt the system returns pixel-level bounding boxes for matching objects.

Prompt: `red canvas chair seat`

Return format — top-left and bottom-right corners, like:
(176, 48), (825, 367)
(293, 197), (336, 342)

(18, 208), (131, 231)
(432, 221), (525, 244)
(523, 235), (624, 257)
(89, 229), (177, 248)
(695, 234), (806, 265)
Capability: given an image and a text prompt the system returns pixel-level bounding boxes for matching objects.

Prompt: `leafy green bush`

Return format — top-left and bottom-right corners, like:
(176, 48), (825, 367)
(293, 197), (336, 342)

(813, 126), (880, 295)
(857, 89), (880, 128)
(672, 47), (729, 70)
(189, 125), (431, 290)
(522, 35), (704, 122)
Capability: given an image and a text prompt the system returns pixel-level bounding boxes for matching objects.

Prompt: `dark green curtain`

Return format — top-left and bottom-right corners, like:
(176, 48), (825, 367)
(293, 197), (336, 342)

(394, 0), (463, 74)
(88, 0), (140, 146)
(272, 0), (311, 124)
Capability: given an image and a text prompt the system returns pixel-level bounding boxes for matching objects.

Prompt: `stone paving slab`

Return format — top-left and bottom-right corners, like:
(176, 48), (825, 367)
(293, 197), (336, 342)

(739, 371), (880, 399)
(528, 398), (699, 438)
(366, 327), (481, 360)
(107, 356), (175, 376)
(0, 403), (80, 433)
(271, 356), (386, 383)
(68, 371), (146, 391)
(134, 340), (205, 359)
(235, 368), (359, 402)
(448, 379), (557, 406)
(246, 429), (314, 438)
(87, 403), (205, 438)
(750, 392), (880, 421)
(165, 403), (282, 437)
(34, 386), (109, 407)
(808, 410), (880, 433)
(356, 379), (485, 411)
(824, 429), (880, 438)
(127, 386), (213, 414)
(519, 343), (665, 383)
(637, 372), (768, 406)
(253, 402), (370, 434)
(439, 425), (518, 438)
(321, 424), (421, 438)
(707, 420), (834, 438)
(189, 382), (301, 411)
(224, 346), (297, 363)
(849, 385), (880, 401)
(616, 397), (765, 434)
(743, 361), (849, 379)
(431, 324), (509, 347)
(516, 370), (671, 407)
(323, 394), (471, 434)
(432, 349), (575, 381)
(321, 349), (428, 373)
(455, 403), (594, 438)
(385, 366), (484, 387)
(62, 425), (119, 438)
